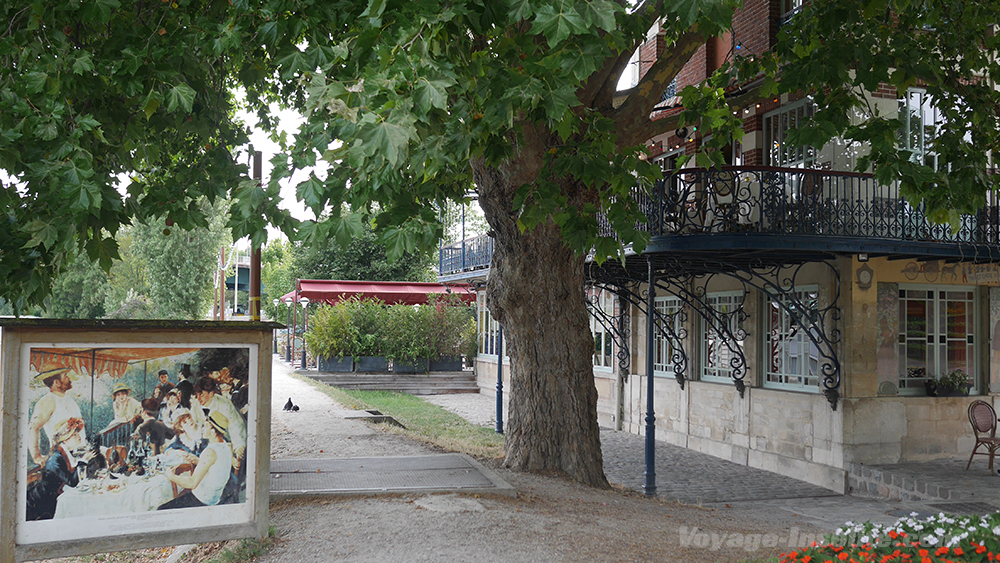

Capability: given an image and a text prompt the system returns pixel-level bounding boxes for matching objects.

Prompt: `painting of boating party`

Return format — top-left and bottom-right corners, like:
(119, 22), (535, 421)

(19, 345), (254, 535)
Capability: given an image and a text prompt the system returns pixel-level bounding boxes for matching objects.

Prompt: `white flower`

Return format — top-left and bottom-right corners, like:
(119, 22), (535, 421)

(924, 535), (938, 545)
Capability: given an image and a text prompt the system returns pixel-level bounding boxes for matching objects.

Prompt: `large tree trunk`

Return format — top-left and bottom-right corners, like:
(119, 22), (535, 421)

(472, 133), (609, 488)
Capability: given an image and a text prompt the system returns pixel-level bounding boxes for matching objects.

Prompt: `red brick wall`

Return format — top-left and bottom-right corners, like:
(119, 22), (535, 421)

(732, 0), (777, 57)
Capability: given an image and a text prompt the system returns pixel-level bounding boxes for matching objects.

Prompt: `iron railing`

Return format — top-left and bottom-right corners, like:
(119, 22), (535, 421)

(441, 167), (1000, 277)
(602, 166), (1000, 245)
(439, 233), (493, 277)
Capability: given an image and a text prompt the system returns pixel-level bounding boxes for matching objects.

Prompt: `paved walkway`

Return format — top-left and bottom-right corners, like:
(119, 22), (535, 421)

(278, 356), (1000, 530)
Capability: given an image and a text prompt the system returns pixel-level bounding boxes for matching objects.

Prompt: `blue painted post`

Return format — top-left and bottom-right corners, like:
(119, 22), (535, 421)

(495, 324), (504, 434)
(644, 257), (657, 497)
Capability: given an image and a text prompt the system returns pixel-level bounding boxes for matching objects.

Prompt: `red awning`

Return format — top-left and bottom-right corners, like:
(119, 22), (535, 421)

(280, 280), (476, 306)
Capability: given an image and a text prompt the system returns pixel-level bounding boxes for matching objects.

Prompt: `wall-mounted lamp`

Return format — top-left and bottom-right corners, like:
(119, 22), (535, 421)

(858, 253), (869, 262)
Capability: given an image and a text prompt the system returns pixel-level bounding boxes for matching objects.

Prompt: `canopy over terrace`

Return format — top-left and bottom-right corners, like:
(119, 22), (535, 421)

(280, 279), (476, 306)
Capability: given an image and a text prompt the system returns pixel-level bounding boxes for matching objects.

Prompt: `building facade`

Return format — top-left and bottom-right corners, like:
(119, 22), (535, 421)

(439, 0), (1000, 493)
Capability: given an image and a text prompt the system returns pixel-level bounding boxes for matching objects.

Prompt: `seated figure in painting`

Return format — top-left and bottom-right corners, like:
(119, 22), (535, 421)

(110, 382), (142, 426)
(164, 412), (207, 457)
(135, 399), (175, 455)
(158, 388), (188, 428)
(25, 417), (92, 521)
(158, 411), (237, 509)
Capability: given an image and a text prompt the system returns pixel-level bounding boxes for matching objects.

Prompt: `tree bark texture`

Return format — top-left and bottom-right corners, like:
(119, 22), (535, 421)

(473, 127), (609, 488)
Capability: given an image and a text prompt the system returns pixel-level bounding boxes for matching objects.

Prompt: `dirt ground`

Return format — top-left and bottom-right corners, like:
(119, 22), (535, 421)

(39, 365), (826, 563)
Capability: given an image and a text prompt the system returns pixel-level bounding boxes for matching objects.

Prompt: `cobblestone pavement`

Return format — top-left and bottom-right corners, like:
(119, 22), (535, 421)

(426, 392), (836, 503)
(598, 428), (839, 503)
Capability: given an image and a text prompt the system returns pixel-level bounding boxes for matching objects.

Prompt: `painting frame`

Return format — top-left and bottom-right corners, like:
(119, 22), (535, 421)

(0, 320), (277, 563)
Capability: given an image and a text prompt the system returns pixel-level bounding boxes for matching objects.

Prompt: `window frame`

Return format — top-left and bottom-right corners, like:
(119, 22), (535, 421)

(764, 285), (821, 392)
(700, 291), (746, 384)
(652, 295), (685, 378)
(589, 289), (616, 372)
(763, 99), (816, 169)
(896, 284), (978, 395)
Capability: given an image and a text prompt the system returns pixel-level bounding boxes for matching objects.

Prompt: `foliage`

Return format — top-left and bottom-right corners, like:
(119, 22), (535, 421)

(425, 294), (476, 358)
(291, 213), (435, 283)
(381, 304), (435, 361)
(103, 227), (150, 316)
(104, 290), (157, 320)
(305, 302), (357, 358)
(780, 511), (1000, 562)
(129, 198), (230, 319)
(45, 244), (110, 318)
(347, 298), (389, 358)
(925, 369), (972, 396)
(261, 239), (295, 321)
(0, 1), (296, 313)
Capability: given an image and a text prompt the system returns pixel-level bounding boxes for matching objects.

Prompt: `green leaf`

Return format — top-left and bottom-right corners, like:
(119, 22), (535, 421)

(532, 4), (586, 45)
(360, 0), (387, 25)
(413, 78), (451, 115)
(72, 52), (94, 75)
(165, 83), (196, 113)
(277, 49), (310, 79)
(362, 120), (413, 168)
(24, 72), (48, 94)
(144, 96), (161, 120)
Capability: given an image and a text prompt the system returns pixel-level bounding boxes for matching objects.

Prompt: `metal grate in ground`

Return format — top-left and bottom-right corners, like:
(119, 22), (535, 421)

(270, 454), (515, 497)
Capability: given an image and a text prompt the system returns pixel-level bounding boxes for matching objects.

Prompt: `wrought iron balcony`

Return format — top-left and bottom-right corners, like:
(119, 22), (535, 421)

(438, 233), (494, 280)
(604, 166), (1000, 263)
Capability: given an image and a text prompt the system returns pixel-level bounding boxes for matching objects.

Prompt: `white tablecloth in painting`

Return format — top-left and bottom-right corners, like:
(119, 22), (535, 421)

(54, 474), (174, 519)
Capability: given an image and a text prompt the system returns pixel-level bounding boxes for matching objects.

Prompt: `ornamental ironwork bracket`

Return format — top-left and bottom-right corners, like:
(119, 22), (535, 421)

(653, 274), (751, 398)
(585, 286), (632, 372)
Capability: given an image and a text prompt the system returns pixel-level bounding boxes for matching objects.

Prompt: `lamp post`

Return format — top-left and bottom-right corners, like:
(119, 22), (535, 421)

(299, 297), (310, 369)
(272, 299), (280, 354)
(284, 297), (294, 363)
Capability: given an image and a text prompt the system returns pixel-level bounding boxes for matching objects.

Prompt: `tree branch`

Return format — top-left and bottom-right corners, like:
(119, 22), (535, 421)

(612, 29), (705, 147)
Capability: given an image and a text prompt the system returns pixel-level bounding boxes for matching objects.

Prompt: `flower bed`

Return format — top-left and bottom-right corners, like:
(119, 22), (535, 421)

(781, 511), (1000, 562)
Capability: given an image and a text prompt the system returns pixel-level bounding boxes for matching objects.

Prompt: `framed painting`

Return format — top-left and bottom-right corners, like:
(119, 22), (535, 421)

(0, 320), (276, 563)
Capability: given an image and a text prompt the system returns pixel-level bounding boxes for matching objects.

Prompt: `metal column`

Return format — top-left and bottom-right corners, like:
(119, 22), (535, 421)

(644, 257), (657, 497)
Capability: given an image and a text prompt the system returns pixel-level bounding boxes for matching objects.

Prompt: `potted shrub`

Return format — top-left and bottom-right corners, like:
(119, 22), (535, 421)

(426, 294), (475, 371)
(305, 303), (356, 372)
(385, 304), (432, 374)
(459, 321), (478, 368)
(348, 298), (389, 372)
(924, 369), (973, 397)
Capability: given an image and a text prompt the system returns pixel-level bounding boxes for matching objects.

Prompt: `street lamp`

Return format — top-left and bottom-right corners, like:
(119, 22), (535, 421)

(299, 297), (310, 369)
(284, 297), (294, 363)
(272, 298), (280, 354)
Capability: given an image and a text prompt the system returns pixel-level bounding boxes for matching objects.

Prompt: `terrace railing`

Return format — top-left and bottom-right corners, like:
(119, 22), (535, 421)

(439, 233), (494, 277)
(602, 166), (1000, 245)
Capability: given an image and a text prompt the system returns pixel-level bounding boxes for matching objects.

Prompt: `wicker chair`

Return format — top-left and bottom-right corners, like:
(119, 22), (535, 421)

(965, 400), (1000, 472)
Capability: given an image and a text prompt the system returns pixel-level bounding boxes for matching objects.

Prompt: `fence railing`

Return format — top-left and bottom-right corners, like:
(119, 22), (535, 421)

(439, 233), (494, 277)
(600, 166), (1000, 245)
(441, 167), (1000, 276)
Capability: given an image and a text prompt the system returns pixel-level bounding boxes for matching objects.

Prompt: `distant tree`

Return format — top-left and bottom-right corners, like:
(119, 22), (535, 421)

(292, 215), (434, 282)
(261, 239), (295, 321)
(130, 199), (231, 319)
(45, 245), (110, 318)
(104, 226), (151, 316)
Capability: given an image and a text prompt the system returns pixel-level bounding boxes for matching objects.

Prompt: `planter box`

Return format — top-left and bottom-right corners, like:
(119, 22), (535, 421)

(392, 358), (429, 374)
(354, 356), (389, 372)
(429, 356), (464, 372)
(318, 356), (354, 373)
(924, 382), (973, 397)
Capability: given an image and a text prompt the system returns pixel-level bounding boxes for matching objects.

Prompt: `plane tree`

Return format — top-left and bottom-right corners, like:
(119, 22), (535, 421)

(4, 0), (999, 487)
